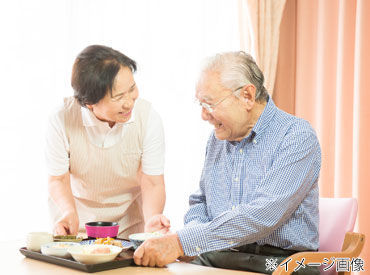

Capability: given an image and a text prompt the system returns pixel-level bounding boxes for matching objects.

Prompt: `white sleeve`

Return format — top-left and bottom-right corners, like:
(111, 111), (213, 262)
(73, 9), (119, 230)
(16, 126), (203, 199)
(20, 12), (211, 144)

(141, 107), (165, 175)
(45, 105), (70, 176)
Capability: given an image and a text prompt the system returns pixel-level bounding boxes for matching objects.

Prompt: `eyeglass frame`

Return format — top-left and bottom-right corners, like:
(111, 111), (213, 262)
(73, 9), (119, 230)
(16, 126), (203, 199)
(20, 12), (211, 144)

(198, 85), (245, 113)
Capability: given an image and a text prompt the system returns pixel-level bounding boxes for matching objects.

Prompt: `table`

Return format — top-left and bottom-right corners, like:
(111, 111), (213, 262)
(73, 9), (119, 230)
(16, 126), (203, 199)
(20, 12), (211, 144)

(2, 240), (262, 275)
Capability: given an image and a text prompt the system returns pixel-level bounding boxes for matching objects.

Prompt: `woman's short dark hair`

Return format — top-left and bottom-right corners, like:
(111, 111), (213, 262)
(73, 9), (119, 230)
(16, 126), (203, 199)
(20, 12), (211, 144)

(71, 45), (137, 106)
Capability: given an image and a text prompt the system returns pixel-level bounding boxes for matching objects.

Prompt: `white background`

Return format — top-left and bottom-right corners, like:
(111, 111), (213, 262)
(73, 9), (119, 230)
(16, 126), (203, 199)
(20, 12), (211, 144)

(0, 0), (244, 240)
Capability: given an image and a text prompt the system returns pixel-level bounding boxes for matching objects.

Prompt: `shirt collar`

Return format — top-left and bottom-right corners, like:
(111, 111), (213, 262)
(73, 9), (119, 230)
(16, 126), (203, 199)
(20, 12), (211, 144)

(249, 95), (277, 141)
(81, 105), (136, 127)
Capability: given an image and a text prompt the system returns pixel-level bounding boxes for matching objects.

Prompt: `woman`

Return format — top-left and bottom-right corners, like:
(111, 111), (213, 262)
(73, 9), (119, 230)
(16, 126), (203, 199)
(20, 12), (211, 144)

(46, 45), (169, 238)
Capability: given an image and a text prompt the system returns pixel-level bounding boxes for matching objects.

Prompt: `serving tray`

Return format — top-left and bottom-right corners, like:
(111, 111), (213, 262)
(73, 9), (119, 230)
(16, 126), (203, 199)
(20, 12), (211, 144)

(19, 240), (134, 273)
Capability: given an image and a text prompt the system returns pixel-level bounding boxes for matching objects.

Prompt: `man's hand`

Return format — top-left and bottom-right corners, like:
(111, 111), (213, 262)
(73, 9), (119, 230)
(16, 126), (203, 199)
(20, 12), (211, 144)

(144, 214), (171, 234)
(133, 233), (184, 267)
(54, 211), (79, 235)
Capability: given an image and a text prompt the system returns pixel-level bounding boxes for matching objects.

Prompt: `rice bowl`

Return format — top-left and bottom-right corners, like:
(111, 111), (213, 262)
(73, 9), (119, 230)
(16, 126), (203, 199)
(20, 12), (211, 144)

(128, 232), (164, 249)
(67, 244), (122, 264)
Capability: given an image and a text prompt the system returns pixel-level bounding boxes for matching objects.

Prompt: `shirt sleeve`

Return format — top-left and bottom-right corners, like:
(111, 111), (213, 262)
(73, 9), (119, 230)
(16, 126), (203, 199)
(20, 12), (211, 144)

(141, 107), (165, 175)
(177, 125), (321, 256)
(45, 106), (70, 176)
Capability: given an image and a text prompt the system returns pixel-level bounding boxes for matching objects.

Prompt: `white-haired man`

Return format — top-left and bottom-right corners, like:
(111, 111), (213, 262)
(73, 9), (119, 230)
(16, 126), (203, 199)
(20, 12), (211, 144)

(134, 52), (321, 274)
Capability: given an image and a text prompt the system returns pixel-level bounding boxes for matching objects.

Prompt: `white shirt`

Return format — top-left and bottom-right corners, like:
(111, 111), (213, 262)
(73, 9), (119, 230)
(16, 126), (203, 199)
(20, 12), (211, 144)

(45, 99), (165, 176)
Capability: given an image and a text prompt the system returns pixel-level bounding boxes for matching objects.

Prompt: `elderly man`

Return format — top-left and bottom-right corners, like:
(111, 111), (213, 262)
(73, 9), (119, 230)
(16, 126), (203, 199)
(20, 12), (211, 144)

(134, 52), (321, 274)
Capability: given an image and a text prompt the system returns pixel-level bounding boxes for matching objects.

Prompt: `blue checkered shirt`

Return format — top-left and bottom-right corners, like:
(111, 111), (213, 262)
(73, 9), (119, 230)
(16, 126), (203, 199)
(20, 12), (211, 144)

(177, 97), (321, 256)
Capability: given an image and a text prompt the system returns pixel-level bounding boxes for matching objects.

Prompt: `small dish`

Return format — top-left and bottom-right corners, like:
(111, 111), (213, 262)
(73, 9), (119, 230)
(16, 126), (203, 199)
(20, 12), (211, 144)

(53, 235), (83, 243)
(67, 244), (122, 264)
(41, 242), (80, 258)
(85, 221), (119, 238)
(128, 232), (163, 249)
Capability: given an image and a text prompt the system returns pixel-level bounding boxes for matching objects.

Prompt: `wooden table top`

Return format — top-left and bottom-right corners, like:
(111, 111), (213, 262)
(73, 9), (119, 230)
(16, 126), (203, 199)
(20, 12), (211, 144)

(2, 239), (262, 275)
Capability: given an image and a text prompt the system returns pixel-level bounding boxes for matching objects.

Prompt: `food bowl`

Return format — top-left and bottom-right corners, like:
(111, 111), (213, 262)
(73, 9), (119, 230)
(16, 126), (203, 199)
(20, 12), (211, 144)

(41, 242), (80, 258)
(85, 222), (119, 238)
(128, 232), (163, 249)
(67, 244), (122, 264)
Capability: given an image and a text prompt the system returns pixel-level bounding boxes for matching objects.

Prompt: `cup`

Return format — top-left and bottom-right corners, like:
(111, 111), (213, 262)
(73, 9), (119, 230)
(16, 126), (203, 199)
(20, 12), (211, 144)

(26, 232), (53, 252)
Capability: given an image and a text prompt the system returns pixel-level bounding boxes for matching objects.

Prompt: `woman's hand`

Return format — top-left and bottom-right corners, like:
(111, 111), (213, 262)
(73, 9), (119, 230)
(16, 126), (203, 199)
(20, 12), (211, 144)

(144, 214), (171, 234)
(49, 173), (79, 235)
(54, 210), (79, 235)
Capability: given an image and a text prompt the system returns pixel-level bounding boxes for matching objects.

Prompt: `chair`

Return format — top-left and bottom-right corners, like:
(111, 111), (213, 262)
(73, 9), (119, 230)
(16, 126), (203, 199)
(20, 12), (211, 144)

(273, 198), (365, 275)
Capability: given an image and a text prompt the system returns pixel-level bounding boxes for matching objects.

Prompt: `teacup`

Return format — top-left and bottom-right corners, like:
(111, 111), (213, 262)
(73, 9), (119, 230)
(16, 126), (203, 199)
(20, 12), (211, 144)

(27, 232), (53, 252)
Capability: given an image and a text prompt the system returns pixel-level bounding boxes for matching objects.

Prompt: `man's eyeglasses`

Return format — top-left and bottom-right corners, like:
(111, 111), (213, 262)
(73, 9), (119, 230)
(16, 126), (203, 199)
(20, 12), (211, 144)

(198, 86), (244, 113)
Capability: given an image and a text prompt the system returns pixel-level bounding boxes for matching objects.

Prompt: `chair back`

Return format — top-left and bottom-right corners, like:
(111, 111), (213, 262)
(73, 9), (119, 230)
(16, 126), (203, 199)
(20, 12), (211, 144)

(319, 197), (358, 252)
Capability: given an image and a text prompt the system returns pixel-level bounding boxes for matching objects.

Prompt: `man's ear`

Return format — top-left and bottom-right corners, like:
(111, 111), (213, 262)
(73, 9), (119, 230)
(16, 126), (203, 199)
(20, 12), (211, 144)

(85, 104), (93, 110)
(240, 85), (256, 109)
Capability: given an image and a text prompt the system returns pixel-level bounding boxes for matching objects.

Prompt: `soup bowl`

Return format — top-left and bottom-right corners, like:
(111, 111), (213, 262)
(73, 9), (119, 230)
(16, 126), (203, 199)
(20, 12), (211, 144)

(85, 222), (119, 238)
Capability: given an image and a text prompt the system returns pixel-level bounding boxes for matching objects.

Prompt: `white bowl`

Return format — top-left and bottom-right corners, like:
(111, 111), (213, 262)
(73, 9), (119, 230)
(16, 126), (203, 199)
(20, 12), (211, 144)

(26, 232), (54, 252)
(41, 242), (80, 258)
(129, 232), (163, 249)
(67, 244), (122, 264)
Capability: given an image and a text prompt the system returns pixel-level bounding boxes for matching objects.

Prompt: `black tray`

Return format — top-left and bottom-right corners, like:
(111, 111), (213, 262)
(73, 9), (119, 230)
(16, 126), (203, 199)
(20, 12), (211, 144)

(19, 245), (134, 273)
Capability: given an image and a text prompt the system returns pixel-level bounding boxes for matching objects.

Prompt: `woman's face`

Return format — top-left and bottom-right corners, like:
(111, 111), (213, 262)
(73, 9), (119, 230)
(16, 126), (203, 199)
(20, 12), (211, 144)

(87, 66), (139, 127)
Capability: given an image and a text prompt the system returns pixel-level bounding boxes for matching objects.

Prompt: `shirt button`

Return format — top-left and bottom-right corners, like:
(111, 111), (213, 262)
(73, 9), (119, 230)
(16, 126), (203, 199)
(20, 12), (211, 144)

(232, 206), (236, 210)
(253, 139), (257, 144)
(195, 246), (201, 252)
(239, 149), (243, 153)
(228, 241), (234, 245)
(234, 177), (239, 182)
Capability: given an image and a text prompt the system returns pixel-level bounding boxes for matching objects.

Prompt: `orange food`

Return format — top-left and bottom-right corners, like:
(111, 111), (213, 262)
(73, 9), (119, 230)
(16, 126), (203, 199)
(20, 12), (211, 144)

(90, 247), (111, 254)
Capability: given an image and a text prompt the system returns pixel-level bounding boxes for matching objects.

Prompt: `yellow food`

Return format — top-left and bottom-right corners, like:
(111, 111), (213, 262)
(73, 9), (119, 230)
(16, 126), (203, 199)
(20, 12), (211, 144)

(94, 237), (122, 247)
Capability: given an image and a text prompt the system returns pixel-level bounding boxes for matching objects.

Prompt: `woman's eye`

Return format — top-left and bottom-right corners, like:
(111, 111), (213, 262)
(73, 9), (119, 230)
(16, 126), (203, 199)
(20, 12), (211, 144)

(112, 95), (123, 101)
